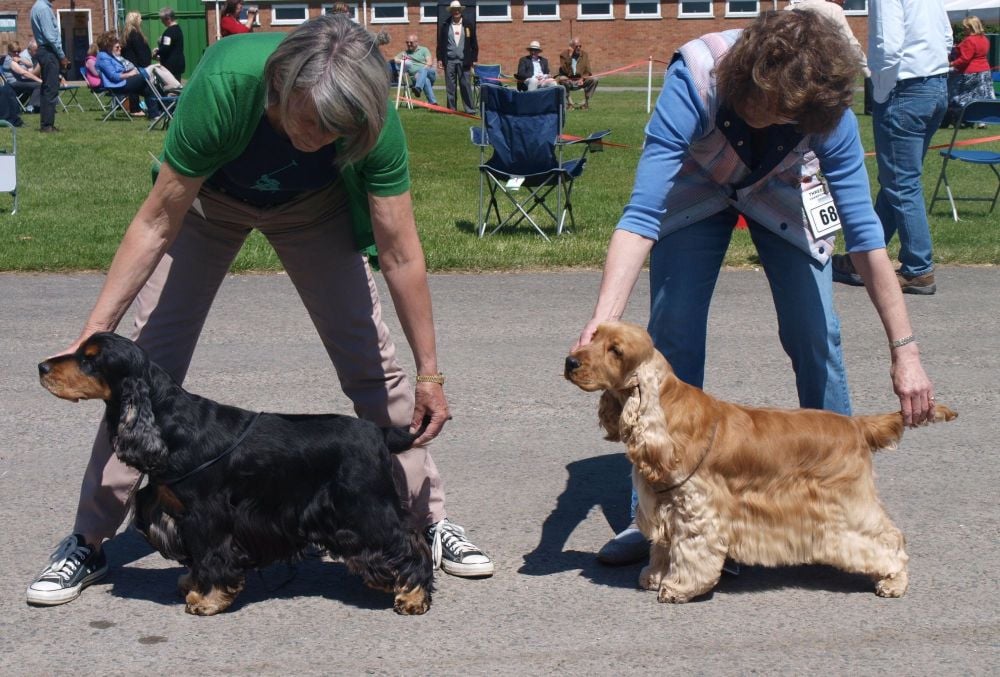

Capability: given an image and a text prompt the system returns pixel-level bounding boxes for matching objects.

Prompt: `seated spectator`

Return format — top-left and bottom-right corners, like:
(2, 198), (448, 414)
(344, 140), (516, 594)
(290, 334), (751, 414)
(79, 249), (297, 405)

(18, 40), (39, 73)
(220, 0), (257, 37)
(3, 42), (42, 112)
(94, 31), (162, 119)
(515, 41), (558, 92)
(394, 34), (438, 105)
(83, 43), (102, 89)
(556, 38), (598, 110)
(943, 15), (995, 129)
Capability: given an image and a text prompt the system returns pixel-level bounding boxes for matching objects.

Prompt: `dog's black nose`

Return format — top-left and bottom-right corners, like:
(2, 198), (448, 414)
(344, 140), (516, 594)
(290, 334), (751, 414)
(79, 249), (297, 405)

(38, 362), (51, 376)
(564, 356), (580, 378)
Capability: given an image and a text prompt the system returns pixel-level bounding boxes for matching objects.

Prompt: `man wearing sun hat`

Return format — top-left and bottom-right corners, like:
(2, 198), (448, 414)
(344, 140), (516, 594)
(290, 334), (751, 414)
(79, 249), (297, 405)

(515, 40), (558, 92)
(436, 0), (478, 114)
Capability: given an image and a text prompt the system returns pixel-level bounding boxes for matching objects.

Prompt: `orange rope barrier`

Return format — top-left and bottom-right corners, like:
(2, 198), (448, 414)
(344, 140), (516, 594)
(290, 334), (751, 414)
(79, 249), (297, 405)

(864, 134), (1000, 157)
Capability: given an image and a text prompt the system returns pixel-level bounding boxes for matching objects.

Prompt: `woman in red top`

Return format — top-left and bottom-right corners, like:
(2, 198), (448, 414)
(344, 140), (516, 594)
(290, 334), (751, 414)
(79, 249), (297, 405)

(943, 15), (995, 128)
(220, 0), (257, 37)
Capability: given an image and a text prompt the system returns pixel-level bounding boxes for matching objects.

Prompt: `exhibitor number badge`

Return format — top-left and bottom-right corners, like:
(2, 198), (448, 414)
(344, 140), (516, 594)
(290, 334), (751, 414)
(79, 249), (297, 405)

(803, 180), (842, 238)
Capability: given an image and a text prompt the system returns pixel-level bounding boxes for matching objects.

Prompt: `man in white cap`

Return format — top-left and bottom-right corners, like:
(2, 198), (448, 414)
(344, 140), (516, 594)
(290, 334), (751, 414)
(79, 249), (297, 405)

(515, 40), (557, 91)
(436, 0), (477, 114)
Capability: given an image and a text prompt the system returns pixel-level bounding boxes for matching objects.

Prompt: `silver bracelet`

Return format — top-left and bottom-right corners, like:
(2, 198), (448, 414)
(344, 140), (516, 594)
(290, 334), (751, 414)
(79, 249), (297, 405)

(890, 334), (916, 349)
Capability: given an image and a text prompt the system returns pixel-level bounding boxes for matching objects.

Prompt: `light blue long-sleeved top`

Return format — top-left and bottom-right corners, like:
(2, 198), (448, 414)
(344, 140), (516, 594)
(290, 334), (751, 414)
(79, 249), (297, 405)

(616, 55), (886, 260)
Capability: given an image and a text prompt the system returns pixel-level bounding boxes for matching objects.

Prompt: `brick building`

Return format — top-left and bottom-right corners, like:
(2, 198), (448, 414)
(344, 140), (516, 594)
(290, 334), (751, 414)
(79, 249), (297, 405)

(1, 0), (871, 81)
(206, 0), (871, 77)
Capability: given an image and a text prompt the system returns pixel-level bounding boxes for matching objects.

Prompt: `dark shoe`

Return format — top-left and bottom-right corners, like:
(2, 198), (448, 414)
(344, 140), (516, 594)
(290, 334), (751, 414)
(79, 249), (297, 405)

(426, 518), (494, 577)
(831, 253), (864, 286)
(596, 524), (649, 565)
(579, 102), (589, 111)
(39, 126), (60, 133)
(27, 534), (108, 606)
(897, 271), (936, 295)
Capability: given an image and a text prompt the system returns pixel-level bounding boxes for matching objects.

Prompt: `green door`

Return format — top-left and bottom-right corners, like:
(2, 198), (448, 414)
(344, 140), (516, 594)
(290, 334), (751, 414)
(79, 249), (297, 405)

(124, 0), (207, 79)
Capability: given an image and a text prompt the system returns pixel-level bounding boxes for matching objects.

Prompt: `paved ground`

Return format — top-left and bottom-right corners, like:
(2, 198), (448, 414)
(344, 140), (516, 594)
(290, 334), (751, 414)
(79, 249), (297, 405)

(0, 267), (996, 675)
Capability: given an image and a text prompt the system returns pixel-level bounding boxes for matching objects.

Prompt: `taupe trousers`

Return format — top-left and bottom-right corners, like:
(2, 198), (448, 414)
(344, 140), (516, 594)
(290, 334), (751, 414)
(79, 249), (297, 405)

(73, 181), (447, 543)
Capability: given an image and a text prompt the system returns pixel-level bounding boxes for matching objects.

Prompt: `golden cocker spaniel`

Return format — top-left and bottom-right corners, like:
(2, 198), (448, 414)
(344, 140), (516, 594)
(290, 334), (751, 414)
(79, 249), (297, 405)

(565, 322), (957, 603)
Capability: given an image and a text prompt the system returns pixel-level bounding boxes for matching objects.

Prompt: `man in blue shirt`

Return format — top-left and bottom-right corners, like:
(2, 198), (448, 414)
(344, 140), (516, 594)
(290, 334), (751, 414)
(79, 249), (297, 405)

(30, 0), (68, 132)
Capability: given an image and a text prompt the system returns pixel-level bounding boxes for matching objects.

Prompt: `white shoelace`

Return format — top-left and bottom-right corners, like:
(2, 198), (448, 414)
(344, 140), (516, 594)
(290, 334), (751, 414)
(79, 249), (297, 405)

(429, 520), (477, 568)
(41, 536), (90, 583)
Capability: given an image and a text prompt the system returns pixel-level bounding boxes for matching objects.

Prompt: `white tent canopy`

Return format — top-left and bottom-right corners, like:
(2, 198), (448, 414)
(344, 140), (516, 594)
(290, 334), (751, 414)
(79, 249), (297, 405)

(945, 0), (1000, 11)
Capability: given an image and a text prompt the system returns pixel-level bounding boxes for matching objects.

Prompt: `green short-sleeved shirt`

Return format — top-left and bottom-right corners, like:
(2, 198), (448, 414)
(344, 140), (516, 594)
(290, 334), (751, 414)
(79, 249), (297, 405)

(162, 32), (409, 254)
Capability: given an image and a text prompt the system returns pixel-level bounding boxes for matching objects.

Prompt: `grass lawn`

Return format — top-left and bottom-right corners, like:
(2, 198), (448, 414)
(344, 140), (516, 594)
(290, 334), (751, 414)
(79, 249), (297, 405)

(1, 87), (997, 272)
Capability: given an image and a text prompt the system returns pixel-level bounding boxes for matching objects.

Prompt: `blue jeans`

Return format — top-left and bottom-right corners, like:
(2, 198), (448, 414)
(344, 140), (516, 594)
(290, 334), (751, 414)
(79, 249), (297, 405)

(872, 74), (947, 278)
(413, 67), (437, 104)
(627, 211), (851, 520)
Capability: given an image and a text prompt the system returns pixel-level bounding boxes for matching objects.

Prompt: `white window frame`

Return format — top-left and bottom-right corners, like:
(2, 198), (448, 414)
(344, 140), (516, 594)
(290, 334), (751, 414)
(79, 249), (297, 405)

(678, 1), (713, 19)
(524, 0), (559, 21)
(625, 0), (660, 20)
(321, 3), (359, 21)
(271, 3), (309, 25)
(841, 0), (868, 16)
(577, 0), (613, 21)
(369, 1), (409, 24)
(419, 1), (437, 22)
(0, 12), (17, 33)
(724, 1), (758, 18)
(477, 0), (511, 22)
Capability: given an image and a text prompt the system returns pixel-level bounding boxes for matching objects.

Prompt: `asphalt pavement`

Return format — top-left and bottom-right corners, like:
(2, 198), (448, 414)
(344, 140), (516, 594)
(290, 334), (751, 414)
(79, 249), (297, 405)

(0, 267), (996, 675)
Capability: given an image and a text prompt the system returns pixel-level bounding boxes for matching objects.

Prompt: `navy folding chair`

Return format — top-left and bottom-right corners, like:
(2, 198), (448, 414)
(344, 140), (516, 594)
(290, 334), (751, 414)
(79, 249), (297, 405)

(929, 99), (1000, 221)
(141, 69), (179, 131)
(470, 84), (610, 240)
(472, 64), (503, 108)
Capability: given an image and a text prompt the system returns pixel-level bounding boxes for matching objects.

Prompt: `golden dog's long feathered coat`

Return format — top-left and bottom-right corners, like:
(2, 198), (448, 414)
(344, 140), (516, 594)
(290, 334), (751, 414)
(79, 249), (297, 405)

(566, 322), (957, 603)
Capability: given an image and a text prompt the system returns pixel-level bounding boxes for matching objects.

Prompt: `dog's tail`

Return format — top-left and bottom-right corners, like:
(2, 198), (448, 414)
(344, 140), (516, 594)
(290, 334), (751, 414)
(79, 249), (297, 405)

(382, 426), (418, 454)
(859, 404), (958, 452)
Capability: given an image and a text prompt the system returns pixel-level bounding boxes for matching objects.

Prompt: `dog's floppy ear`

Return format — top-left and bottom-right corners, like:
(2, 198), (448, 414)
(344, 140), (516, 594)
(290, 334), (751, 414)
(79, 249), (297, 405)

(617, 359), (673, 484)
(598, 390), (623, 441)
(112, 376), (169, 475)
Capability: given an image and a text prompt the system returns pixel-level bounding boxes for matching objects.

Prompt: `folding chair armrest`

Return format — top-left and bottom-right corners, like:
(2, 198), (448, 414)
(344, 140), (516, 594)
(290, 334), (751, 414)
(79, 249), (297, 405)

(470, 126), (489, 147)
(558, 129), (611, 147)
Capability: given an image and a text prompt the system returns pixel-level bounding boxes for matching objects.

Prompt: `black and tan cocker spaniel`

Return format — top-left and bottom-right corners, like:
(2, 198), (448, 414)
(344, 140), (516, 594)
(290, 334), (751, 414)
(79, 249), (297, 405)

(566, 322), (957, 604)
(39, 332), (433, 616)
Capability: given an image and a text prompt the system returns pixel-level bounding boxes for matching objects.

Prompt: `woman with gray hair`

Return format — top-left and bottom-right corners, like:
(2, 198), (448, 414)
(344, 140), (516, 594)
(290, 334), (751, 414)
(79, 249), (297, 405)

(154, 7), (185, 80)
(26, 16), (493, 609)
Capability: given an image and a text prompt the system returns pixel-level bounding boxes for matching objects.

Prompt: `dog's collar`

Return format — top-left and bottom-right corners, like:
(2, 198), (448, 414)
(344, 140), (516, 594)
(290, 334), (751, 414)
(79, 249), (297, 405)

(162, 411), (263, 486)
(654, 420), (718, 495)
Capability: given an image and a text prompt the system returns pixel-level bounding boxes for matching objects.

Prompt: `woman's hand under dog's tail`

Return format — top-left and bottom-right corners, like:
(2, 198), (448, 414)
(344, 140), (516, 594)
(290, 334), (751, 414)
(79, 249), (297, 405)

(860, 404), (958, 452)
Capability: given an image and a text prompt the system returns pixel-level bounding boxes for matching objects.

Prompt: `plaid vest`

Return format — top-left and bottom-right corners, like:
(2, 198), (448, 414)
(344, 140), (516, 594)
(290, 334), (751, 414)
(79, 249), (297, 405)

(671, 30), (836, 264)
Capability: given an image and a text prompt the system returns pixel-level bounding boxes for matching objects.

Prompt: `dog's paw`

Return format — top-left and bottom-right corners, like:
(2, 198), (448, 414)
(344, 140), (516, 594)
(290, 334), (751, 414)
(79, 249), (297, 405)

(185, 593), (226, 616)
(184, 583), (241, 616)
(875, 571), (908, 598)
(638, 565), (663, 591)
(657, 585), (696, 604)
(393, 586), (431, 615)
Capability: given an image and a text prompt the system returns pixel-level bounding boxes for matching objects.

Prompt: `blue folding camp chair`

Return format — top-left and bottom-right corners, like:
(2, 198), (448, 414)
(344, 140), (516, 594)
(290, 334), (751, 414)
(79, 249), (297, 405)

(470, 84), (610, 240)
(929, 99), (1000, 221)
(0, 120), (17, 214)
(472, 63), (503, 108)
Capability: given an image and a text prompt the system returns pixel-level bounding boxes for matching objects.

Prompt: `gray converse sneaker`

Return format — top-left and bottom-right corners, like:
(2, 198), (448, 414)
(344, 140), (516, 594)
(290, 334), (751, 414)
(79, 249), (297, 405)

(426, 519), (494, 578)
(26, 534), (108, 606)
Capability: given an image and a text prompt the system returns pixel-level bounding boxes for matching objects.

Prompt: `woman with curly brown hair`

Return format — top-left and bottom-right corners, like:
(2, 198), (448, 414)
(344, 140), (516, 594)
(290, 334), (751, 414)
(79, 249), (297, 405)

(574, 10), (937, 565)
